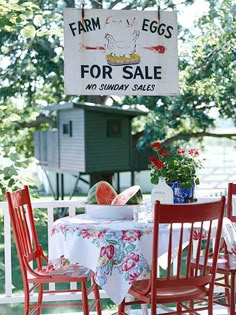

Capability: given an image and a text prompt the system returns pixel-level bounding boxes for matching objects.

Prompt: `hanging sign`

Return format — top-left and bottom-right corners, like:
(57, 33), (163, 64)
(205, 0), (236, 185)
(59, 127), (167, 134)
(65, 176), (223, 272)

(64, 8), (179, 96)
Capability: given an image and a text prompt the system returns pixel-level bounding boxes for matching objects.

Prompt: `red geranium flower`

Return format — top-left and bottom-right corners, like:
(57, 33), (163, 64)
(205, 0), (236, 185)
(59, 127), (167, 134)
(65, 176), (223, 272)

(177, 148), (185, 155)
(159, 149), (168, 157)
(151, 141), (161, 149)
(149, 140), (203, 188)
(188, 148), (199, 156)
(149, 157), (165, 169)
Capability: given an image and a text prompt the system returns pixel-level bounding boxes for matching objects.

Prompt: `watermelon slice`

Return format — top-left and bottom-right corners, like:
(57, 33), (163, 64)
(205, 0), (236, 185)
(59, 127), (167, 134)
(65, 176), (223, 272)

(87, 181), (117, 205)
(111, 185), (143, 205)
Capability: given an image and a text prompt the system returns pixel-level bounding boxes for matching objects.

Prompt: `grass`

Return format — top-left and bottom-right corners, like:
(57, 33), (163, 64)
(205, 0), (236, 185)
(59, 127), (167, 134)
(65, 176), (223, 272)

(0, 300), (117, 315)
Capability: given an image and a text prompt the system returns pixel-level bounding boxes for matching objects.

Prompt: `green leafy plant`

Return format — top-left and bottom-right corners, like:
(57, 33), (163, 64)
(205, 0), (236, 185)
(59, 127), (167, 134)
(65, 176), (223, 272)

(149, 141), (203, 188)
(0, 153), (37, 201)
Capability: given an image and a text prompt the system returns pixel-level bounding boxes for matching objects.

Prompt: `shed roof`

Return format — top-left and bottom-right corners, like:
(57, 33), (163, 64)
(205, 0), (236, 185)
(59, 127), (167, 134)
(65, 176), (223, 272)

(44, 102), (148, 117)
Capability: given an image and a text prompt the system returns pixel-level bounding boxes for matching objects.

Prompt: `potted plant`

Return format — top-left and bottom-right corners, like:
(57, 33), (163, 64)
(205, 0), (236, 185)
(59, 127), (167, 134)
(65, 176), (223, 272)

(149, 141), (203, 203)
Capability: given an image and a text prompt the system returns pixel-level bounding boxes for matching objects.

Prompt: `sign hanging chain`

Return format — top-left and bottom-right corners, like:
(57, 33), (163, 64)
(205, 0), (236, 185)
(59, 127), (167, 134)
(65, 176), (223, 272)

(157, 0), (161, 23)
(80, 0), (85, 21)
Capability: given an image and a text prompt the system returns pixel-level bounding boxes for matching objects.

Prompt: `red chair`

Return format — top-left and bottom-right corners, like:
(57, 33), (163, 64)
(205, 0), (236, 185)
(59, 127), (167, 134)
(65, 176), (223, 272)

(6, 185), (102, 315)
(118, 197), (225, 315)
(210, 183), (236, 314)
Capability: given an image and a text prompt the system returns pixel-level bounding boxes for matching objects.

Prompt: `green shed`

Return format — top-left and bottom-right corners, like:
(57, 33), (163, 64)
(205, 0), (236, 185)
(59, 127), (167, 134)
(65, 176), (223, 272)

(34, 102), (148, 197)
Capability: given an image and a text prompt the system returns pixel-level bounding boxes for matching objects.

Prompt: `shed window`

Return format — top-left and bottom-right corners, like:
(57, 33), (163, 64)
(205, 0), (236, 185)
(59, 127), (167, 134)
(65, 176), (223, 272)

(62, 120), (73, 137)
(107, 119), (121, 137)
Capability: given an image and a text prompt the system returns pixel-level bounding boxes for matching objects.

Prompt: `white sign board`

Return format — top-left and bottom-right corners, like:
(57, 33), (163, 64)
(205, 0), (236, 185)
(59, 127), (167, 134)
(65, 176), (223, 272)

(64, 8), (179, 96)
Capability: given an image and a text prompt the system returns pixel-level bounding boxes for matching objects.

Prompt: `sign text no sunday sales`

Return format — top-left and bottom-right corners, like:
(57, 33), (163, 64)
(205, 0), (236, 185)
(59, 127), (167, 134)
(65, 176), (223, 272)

(64, 9), (179, 96)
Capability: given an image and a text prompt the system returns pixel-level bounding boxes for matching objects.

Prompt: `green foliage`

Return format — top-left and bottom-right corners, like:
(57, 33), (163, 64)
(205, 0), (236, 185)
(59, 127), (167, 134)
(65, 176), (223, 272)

(149, 141), (203, 188)
(0, 0), (41, 33)
(0, 154), (37, 201)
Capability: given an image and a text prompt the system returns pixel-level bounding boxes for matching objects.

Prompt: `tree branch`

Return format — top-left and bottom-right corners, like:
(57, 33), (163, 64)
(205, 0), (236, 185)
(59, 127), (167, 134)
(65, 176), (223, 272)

(16, 113), (56, 129)
(109, 0), (121, 9)
(162, 131), (236, 146)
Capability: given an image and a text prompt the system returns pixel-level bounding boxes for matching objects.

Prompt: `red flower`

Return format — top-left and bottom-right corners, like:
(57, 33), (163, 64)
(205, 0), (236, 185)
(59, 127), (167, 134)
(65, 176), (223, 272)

(100, 246), (106, 257)
(122, 253), (140, 272)
(177, 148), (185, 155)
(149, 156), (156, 163)
(149, 157), (165, 169)
(154, 160), (165, 169)
(106, 244), (115, 259)
(151, 141), (161, 149)
(99, 245), (115, 259)
(122, 230), (142, 242)
(81, 229), (93, 238)
(149, 140), (202, 187)
(97, 231), (106, 239)
(128, 271), (142, 283)
(188, 148), (199, 156)
(159, 149), (168, 157)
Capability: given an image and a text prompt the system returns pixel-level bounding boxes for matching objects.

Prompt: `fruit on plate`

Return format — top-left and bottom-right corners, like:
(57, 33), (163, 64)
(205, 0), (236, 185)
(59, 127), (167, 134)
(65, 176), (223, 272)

(87, 181), (117, 205)
(111, 185), (143, 205)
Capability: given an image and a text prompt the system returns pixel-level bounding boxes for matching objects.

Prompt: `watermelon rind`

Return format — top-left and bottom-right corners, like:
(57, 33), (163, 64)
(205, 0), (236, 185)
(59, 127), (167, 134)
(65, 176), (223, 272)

(111, 185), (143, 205)
(87, 183), (98, 204)
(87, 181), (117, 205)
(127, 188), (143, 204)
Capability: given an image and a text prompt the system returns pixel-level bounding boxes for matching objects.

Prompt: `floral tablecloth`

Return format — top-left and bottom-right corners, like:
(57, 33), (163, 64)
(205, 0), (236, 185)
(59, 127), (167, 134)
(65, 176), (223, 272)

(49, 214), (236, 304)
(48, 214), (190, 304)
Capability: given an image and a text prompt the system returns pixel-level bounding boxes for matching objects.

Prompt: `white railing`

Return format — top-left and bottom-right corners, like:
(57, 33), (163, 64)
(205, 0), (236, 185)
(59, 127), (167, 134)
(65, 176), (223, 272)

(0, 200), (108, 305)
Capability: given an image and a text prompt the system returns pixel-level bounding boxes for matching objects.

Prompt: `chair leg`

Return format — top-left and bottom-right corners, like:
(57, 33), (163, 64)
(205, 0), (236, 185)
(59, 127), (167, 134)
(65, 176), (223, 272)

(118, 299), (126, 315)
(223, 273), (231, 311)
(36, 283), (43, 315)
(24, 285), (30, 315)
(124, 294), (134, 315)
(208, 296), (213, 315)
(230, 273), (236, 315)
(81, 282), (89, 315)
(176, 302), (182, 315)
(93, 280), (102, 315)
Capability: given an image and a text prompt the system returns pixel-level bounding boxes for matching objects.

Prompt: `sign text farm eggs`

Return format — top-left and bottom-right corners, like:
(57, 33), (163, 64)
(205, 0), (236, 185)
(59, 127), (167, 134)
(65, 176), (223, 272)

(64, 9), (179, 96)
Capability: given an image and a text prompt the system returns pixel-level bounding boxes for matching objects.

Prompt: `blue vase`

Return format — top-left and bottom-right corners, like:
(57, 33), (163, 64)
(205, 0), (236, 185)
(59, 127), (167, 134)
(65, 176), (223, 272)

(167, 182), (195, 204)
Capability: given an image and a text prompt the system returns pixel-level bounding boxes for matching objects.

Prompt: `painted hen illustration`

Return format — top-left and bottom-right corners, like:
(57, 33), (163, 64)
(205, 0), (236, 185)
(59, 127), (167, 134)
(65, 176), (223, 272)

(105, 30), (140, 58)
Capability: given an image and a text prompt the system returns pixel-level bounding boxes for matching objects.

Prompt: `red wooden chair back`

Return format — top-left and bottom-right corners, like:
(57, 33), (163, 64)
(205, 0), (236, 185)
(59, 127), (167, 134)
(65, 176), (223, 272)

(151, 198), (225, 295)
(226, 182), (236, 222)
(118, 197), (226, 315)
(6, 186), (43, 277)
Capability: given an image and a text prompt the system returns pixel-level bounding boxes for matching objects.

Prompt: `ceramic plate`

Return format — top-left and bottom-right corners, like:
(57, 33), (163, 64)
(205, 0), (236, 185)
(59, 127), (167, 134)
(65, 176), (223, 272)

(85, 204), (137, 219)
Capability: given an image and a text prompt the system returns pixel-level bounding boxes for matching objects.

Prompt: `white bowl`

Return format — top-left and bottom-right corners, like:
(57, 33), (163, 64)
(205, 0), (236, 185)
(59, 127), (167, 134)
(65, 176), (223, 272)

(85, 204), (137, 219)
